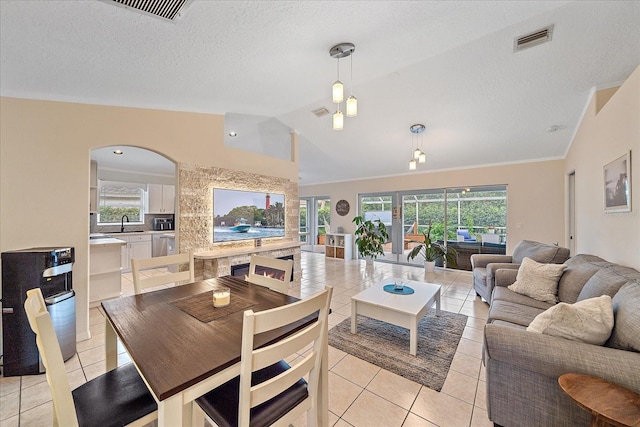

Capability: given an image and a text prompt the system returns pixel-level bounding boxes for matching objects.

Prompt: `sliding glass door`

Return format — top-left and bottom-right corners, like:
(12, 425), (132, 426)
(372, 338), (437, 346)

(358, 185), (507, 269)
(299, 196), (331, 253)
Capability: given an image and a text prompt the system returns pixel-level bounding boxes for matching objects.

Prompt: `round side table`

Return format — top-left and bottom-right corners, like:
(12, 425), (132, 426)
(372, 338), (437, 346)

(558, 373), (640, 427)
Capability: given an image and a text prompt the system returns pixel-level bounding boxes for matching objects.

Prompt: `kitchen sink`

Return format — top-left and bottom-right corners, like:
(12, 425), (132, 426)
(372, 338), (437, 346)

(110, 230), (145, 233)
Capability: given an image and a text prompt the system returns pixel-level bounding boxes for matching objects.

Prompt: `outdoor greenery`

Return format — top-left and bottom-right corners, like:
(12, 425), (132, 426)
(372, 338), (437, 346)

(99, 206), (141, 223)
(353, 215), (389, 260)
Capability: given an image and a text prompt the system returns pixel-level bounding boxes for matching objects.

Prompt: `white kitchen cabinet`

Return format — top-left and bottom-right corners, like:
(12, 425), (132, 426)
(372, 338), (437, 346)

(148, 184), (175, 214)
(120, 234), (152, 272)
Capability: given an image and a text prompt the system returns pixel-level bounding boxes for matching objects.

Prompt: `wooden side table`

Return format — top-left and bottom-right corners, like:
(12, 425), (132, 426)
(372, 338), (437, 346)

(559, 373), (640, 427)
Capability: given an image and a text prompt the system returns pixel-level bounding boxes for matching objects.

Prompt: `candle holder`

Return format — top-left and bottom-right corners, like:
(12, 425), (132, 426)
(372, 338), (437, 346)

(213, 287), (231, 307)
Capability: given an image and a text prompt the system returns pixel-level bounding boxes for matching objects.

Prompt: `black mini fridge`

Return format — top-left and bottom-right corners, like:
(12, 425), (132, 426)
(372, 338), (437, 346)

(1, 247), (76, 376)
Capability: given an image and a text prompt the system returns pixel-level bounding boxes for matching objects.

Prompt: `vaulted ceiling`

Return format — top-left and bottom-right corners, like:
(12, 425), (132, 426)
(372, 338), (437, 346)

(1, 1), (638, 184)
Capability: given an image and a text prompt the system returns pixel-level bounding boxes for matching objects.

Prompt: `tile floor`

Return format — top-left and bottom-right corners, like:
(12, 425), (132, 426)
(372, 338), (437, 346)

(0, 252), (491, 427)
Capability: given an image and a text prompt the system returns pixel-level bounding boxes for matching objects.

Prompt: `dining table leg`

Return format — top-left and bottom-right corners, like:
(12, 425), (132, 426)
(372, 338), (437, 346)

(105, 317), (118, 371)
(158, 393), (183, 426)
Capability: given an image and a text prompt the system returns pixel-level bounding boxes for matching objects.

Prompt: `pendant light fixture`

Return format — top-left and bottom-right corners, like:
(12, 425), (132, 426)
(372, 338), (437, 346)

(408, 124), (426, 170)
(330, 42), (356, 130)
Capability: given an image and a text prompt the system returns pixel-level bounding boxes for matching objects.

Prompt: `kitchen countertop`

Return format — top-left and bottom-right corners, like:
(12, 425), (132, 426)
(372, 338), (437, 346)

(89, 237), (126, 246)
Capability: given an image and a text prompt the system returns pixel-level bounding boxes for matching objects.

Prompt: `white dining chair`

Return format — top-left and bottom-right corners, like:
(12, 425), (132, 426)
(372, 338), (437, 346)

(194, 286), (333, 427)
(131, 250), (194, 294)
(247, 254), (293, 294)
(23, 288), (157, 427)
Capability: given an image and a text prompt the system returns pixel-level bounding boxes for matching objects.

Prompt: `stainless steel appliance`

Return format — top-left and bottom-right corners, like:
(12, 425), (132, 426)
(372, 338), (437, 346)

(153, 218), (174, 231)
(1, 247), (76, 376)
(152, 234), (169, 257)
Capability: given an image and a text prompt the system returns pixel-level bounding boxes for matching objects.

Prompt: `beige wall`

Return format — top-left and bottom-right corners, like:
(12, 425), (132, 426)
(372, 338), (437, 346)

(565, 66), (640, 269)
(0, 97), (298, 341)
(300, 160), (566, 254)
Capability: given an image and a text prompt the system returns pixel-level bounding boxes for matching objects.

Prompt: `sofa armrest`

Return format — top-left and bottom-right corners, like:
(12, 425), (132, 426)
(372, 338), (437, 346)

(484, 324), (640, 393)
(494, 268), (519, 287)
(470, 254), (512, 269)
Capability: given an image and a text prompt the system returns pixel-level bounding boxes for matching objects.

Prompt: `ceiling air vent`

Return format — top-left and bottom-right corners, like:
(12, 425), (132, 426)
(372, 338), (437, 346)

(312, 107), (330, 118)
(107, 0), (192, 22)
(514, 25), (554, 52)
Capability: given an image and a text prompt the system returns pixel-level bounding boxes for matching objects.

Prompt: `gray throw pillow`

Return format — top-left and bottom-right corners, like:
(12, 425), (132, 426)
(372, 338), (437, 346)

(606, 281), (640, 352)
(508, 257), (566, 304)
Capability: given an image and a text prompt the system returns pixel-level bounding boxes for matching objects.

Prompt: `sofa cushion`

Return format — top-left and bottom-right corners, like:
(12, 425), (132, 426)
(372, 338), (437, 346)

(606, 281), (640, 352)
(489, 319), (527, 330)
(508, 257), (566, 304)
(577, 265), (640, 301)
(487, 299), (546, 327)
(557, 260), (613, 304)
(511, 240), (570, 264)
(492, 286), (554, 310)
(526, 295), (614, 345)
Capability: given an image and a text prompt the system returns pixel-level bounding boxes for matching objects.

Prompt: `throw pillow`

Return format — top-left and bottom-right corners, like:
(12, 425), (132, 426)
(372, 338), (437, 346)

(508, 257), (566, 303)
(606, 281), (640, 352)
(527, 295), (614, 345)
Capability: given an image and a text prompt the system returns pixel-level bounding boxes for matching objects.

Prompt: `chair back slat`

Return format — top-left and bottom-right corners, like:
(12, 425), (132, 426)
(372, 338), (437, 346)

(247, 255), (293, 294)
(252, 322), (320, 371)
(24, 289), (79, 427)
(238, 286), (332, 427)
(131, 251), (194, 294)
(253, 290), (324, 333)
(250, 353), (316, 408)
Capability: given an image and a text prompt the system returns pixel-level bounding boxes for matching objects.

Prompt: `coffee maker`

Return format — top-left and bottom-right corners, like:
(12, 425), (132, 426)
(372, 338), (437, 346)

(153, 218), (174, 231)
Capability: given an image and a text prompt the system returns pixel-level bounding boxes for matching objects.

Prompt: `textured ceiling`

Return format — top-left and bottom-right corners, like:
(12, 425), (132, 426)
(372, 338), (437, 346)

(1, 1), (639, 184)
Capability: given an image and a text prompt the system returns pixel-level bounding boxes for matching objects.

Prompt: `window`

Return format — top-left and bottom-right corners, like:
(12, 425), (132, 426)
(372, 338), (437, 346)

(97, 181), (146, 225)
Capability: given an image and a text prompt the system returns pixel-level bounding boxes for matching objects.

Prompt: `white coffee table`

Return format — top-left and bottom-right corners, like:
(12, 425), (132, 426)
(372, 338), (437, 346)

(351, 278), (441, 356)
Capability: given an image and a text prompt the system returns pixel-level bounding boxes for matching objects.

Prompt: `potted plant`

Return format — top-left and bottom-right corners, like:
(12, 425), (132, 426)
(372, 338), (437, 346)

(353, 215), (389, 265)
(406, 222), (458, 272)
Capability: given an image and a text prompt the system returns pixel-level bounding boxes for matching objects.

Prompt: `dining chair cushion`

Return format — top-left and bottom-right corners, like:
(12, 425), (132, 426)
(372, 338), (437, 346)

(73, 363), (157, 427)
(196, 360), (308, 427)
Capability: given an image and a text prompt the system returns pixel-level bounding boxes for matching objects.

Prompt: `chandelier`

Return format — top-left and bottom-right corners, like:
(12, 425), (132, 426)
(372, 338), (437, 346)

(408, 124), (426, 170)
(330, 42), (357, 130)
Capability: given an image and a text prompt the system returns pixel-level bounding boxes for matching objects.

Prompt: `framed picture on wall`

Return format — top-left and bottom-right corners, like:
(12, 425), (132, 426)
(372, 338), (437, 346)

(603, 151), (631, 213)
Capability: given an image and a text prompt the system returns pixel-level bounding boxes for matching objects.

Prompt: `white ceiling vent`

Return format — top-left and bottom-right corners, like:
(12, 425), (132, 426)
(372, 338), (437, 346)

(107, 0), (192, 22)
(514, 25), (554, 52)
(312, 107), (330, 118)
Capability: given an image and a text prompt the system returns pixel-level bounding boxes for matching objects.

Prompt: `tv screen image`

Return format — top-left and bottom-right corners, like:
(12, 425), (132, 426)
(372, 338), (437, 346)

(213, 189), (285, 243)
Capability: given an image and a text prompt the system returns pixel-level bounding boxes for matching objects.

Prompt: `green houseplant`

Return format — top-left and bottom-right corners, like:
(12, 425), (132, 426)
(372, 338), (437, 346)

(406, 222), (458, 271)
(353, 215), (389, 265)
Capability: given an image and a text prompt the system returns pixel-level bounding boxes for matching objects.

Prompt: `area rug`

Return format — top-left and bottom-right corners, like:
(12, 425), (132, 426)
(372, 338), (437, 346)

(328, 311), (467, 391)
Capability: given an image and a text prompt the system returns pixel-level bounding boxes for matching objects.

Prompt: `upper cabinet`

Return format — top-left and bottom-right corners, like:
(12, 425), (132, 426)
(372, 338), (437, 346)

(89, 160), (98, 213)
(148, 184), (175, 214)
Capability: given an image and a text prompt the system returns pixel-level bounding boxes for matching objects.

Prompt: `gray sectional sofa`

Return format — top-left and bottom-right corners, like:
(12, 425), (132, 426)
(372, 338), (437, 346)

(471, 240), (570, 302)
(482, 254), (640, 426)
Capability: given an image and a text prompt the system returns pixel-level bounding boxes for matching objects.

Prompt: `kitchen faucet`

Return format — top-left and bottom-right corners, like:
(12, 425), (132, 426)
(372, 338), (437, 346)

(121, 215), (129, 233)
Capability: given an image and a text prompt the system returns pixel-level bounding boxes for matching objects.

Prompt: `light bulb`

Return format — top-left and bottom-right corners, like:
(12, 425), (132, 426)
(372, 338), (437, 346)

(346, 95), (358, 117)
(413, 148), (422, 159)
(419, 152), (426, 163)
(409, 159), (417, 170)
(333, 110), (344, 130)
(332, 80), (344, 103)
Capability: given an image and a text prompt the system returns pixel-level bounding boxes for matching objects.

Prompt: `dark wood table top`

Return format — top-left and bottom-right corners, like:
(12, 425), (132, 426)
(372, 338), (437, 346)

(102, 276), (302, 401)
(559, 373), (640, 427)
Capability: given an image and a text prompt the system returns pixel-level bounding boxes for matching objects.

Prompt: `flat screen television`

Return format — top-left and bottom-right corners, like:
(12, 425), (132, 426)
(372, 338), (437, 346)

(213, 189), (285, 243)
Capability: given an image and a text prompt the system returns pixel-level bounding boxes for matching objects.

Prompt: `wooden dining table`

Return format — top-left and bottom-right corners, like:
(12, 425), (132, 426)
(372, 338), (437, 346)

(102, 275), (329, 426)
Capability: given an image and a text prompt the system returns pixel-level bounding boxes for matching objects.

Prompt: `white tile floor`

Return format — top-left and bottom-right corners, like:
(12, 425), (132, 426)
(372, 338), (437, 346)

(0, 252), (492, 427)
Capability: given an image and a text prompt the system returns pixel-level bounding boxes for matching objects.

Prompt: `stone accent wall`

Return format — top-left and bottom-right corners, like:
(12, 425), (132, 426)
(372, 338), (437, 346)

(178, 162), (301, 284)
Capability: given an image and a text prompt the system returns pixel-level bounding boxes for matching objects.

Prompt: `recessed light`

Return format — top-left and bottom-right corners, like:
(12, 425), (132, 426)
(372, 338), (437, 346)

(113, 149), (123, 155)
(228, 131), (237, 137)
